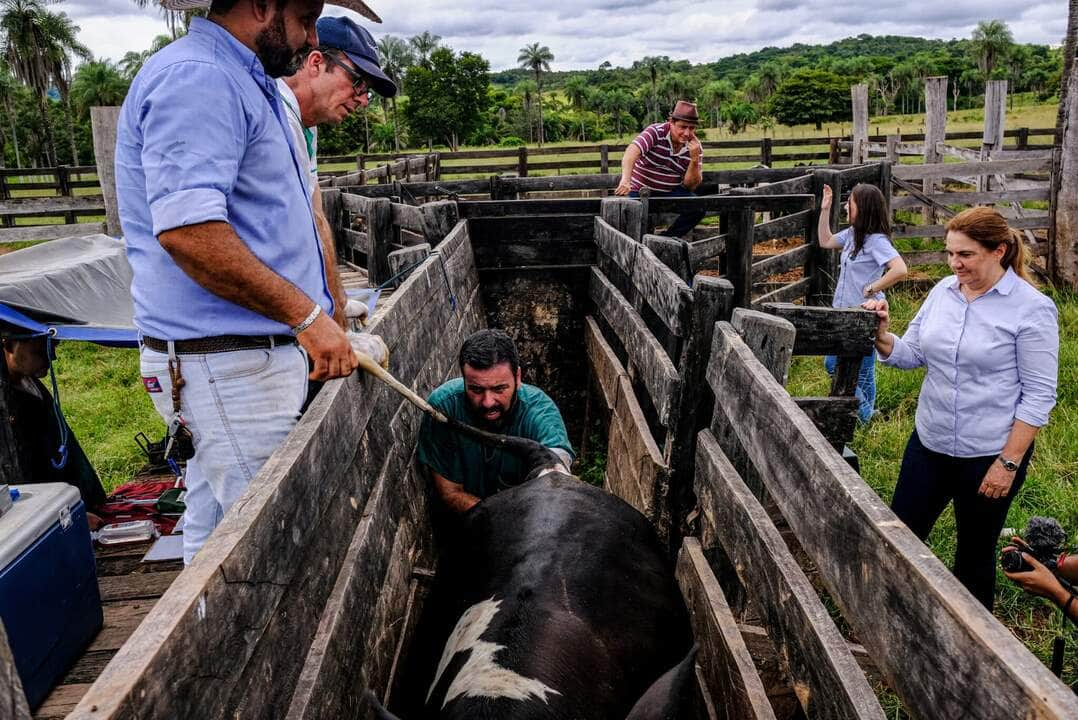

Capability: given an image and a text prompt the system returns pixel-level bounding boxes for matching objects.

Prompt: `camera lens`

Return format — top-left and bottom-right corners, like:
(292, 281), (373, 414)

(1000, 549), (1030, 573)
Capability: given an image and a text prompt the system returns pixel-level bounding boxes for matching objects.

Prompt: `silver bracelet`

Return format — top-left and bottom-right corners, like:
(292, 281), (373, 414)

(291, 304), (322, 336)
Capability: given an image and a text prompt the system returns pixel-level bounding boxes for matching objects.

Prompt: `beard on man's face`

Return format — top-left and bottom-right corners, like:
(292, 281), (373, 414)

(467, 386), (517, 429)
(255, 11), (307, 78)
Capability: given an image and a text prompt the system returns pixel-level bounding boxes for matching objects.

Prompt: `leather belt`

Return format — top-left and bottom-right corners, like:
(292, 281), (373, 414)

(142, 334), (296, 354)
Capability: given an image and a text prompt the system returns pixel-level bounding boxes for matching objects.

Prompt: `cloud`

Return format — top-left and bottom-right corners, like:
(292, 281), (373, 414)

(63, 0), (1066, 69)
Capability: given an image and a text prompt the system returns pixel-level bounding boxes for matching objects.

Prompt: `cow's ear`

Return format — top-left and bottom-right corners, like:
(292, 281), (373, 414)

(366, 690), (404, 720)
(624, 645), (699, 720)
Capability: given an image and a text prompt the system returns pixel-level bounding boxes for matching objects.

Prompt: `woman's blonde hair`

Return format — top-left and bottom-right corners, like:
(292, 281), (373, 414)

(945, 207), (1032, 284)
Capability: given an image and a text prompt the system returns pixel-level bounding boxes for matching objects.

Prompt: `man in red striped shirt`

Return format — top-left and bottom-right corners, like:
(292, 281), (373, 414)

(615, 100), (705, 238)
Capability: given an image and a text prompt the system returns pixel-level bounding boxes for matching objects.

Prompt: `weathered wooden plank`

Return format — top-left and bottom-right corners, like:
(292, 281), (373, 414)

(647, 194), (815, 215)
(31, 683), (89, 720)
(751, 244), (811, 283)
(737, 624), (882, 687)
(892, 156), (1051, 181)
(503, 174), (619, 192)
(903, 250), (948, 266)
(85, 601), (152, 653)
(367, 197), (395, 286)
(837, 164), (881, 187)
(631, 244), (693, 339)
(0, 618), (30, 720)
(458, 198), (603, 218)
(585, 315), (625, 412)
(891, 188), (1049, 210)
(687, 233), (726, 269)
(760, 303), (877, 357)
(643, 234), (691, 282)
(339, 191), (377, 215)
(386, 244), (430, 287)
(676, 539), (778, 720)
(0, 197), (106, 217)
(604, 375), (667, 520)
(752, 277), (811, 306)
(753, 210), (812, 243)
(418, 200), (458, 243)
(727, 174), (813, 196)
(705, 322), (1078, 719)
(731, 309), (795, 386)
(0, 222), (106, 244)
(341, 228), (368, 254)
(594, 218), (639, 298)
(893, 215), (1047, 238)
(794, 396), (858, 451)
(600, 197), (644, 241)
(390, 202), (424, 233)
(468, 215), (596, 269)
(589, 268), (680, 427)
(726, 209), (756, 309)
(97, 571), (180, 603)
(694, 431), (885, 719)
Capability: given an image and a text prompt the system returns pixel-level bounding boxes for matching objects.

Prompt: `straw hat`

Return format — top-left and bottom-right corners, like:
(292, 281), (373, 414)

(159, 0), (382, 23)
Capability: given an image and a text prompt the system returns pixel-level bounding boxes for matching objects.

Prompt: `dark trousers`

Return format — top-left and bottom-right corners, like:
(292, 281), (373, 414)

(891, 430), (1031, 610)
(630, 186), (706, 238)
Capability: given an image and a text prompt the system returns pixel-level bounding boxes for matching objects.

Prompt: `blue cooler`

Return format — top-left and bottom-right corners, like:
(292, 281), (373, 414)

(0, 483), (102, 709)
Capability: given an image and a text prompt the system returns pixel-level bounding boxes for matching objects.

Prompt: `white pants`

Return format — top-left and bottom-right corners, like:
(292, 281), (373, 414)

(140, 344), (308, 564)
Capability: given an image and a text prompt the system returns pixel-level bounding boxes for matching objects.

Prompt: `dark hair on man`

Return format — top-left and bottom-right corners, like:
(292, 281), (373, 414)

(459, 329), (520, 375)
(848, 183), (891, 258)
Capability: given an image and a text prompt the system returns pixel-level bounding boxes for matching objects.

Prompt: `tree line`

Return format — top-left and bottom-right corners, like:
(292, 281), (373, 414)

(0, 2), (1065, 167)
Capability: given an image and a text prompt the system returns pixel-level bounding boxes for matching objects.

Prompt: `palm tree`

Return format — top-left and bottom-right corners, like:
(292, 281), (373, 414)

(38, 9), (90, 165)
(375, 35), (412, 152)
(2, 0), (89, 165)
(971, 20), (1014, 79)
(409, 31), (440, 67)
(129, 0), (202, 39)
(70, 60), (128, 114)
(700, 79), (735, 129)
(562, 76), (590, 140)
(517, 42), (553, 146)
(119, 34), (175, 81)
(0, 61), (22, 166)
(638, 56), (668, 123)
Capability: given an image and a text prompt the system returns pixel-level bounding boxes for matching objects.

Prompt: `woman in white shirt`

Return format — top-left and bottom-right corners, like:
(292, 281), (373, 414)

(864, 207), (1058, 609)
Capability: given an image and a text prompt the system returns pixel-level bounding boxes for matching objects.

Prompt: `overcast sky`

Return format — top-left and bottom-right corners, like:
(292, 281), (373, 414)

(65, 1), (1067, 71)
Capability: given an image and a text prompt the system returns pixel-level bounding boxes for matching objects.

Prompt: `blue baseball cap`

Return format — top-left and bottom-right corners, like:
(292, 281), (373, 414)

(316, 16), (397, 98)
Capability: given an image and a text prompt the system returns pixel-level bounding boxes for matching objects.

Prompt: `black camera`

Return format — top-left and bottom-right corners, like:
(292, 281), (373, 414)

(1000, 516), (1067, 573)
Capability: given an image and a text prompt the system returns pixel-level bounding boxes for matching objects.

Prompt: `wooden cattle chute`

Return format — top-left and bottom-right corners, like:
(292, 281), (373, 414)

(690, 314), (1078, 718)
(67, 220), (484, 719)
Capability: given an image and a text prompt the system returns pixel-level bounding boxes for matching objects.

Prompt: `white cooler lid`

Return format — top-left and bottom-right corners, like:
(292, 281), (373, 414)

(0, 483), (82, 571)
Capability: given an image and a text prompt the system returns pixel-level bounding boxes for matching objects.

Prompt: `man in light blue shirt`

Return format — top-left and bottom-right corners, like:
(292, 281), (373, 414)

(118, 0), (383, 563)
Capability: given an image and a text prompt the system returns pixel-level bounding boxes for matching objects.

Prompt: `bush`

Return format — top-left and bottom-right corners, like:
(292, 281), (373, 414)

(498, 136), (526, 147)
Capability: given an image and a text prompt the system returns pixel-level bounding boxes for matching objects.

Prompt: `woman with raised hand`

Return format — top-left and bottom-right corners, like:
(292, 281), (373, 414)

(864, 207), (1059, 609)
(818, 183), (908, 423)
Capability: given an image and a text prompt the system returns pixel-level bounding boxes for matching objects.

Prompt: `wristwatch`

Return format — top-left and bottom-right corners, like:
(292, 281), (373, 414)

(997, 454), (1019, 472)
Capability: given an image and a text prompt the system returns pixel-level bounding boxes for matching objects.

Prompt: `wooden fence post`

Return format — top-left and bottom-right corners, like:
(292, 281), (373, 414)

(885, 134), (900, 164)
(0, 620), (31, 720)
(924, 77), (948, 224)
(981, 80), (1007, 191)
(1051, 30), (1078, 287)
(1017, 127), (1030, 151)
(600, 144), (610, 174)
(517, 146), (528, 177)
(367, 197), (394, 287)
(599, 197), (643, 241)
(807, 170), (840, 306)
(828, 138), (840, 165)
(759, 137), (773, 167)
(726, 209), (755, 309)
(850, 84), (868, 164)
(90, 106), (122, 237)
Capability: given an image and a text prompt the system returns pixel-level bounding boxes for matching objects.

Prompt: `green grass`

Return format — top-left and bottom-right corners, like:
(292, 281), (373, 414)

(50, 341), (164, 492)
(788, 286), (1078, 701)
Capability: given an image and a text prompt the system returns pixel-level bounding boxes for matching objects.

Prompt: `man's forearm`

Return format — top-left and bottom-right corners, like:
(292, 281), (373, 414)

(159, 221), (315, 328)
(620, 146), (640, 185)
(683, 160), (702, 190)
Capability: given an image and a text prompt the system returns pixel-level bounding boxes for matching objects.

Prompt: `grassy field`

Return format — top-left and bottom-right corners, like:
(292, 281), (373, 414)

(788, 286), (1078, 694)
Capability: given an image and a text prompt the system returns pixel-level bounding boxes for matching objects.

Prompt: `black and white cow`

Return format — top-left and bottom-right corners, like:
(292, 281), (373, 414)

(376, 442), (696, 719)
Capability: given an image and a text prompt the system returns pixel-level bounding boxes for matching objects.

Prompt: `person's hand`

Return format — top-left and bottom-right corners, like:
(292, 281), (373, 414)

(688, 136), (702, 160)
(978, 459), (1015, 499)
(614, 178), (632, 196)
(861, 298), (890, 339)
(296, 310), (359, 380)
(344, 299), (370, 328)
(821, 185), (833, 211)
(347, 331), (389, 370)
(1002, 542), (1066, 601)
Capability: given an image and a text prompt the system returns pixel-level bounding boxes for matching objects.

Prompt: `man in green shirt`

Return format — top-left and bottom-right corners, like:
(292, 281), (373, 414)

(417, 329), (573, 513)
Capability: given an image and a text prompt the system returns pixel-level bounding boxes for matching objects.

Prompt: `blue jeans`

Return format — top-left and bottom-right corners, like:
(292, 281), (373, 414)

(140, 343), (308, 564)
(824, 351), (876, 424)
(629, 186), (706, 238)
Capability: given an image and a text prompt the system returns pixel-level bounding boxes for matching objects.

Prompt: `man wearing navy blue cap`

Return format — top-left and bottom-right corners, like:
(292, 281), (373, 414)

(278, 15), (397, 326)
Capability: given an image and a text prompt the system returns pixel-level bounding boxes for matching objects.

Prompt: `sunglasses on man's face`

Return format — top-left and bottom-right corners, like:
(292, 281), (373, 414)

(324, 53), (374, 101)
